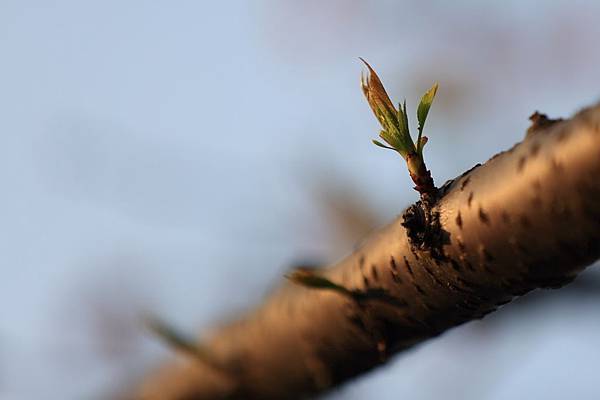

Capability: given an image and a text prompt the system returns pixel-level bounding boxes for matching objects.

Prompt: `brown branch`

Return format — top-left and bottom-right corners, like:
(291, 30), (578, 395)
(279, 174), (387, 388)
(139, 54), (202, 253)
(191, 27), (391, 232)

(135, 103), (600, 399)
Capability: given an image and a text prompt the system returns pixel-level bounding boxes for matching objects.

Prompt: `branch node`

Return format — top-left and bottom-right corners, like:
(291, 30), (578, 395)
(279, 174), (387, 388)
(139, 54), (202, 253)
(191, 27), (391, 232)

(401, 201), (449, 260)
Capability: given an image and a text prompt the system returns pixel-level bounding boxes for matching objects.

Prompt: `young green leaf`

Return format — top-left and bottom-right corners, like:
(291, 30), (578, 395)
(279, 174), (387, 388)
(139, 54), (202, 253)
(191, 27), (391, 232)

(361, 59), (416, 158)
(360, 59), (439, 197)
(145, 315), (209, 360)
(416, 83), (438, 154)
(360, 59), (398, 129)
(378, 129), (406, 156)
(286, 268), (351, 295)
(372, 139), (396, 150)
(399, 100), (410, 141)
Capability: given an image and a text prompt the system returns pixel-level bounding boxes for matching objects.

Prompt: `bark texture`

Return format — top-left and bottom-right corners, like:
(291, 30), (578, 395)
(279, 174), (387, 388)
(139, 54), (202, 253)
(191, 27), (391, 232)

(137, 104), (600, 399)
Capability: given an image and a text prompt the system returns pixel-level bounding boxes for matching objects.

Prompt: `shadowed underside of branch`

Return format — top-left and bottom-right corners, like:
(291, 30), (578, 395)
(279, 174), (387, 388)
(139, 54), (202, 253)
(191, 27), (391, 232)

(137, 104), (600, 400)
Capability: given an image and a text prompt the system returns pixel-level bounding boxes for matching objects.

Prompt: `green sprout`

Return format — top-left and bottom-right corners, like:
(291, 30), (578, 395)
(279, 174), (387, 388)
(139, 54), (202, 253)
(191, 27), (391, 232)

(145, 315), (212, 362)
(286, 268), (352, 296)
(360, 58), (438, 198)
(416, 83), (438, 154)
(286, 267), (409, 308)
(145, 315), (238, 382)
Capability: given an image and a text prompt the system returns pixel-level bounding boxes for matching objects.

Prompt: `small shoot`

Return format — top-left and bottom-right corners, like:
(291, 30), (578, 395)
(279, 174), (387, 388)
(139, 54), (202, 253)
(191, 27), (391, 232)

(286, 267), (408, 308)
(145, 315), (240, 386)
(286, 267), (352, 297)
(416, 83), (438, 155)
(360, 58), (438, 199)
(145, 315), (212, 363)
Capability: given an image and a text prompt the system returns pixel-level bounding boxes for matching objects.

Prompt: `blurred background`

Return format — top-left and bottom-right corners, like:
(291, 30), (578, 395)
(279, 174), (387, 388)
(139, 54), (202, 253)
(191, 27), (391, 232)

(1, 1), (600, 399)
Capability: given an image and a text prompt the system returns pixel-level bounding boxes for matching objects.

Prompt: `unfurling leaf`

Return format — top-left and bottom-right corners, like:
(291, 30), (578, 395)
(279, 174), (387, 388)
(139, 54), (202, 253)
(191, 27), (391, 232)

(417, 83), (438, 154)
(399, 100), (410, 139)
(360, 58), (396, 120)
(360, 59), (414, 158)
(372, 139), (395, 150)
(360, 59), (439, 197)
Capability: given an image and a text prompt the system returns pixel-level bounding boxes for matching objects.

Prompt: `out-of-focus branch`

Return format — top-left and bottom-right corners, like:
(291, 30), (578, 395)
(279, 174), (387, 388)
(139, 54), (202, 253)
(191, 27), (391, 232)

(136, 104), (600, 399)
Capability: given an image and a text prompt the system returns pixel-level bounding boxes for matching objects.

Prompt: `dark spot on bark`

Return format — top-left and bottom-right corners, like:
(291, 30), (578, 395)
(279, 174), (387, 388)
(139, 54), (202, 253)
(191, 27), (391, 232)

(529, 141), (540, 157)
(460, 177), (471, 191)
(457, 238), (466, 253)
(449, 258), (461, 271)
(347, 313), (367, 333)
(371, 265), (379, 281)
(517, 156), (527, 172)
(414, 284), (426, 295)
(467, 192), (474, 207)
(359, 255), (365, 269)
(532, 179), (542, 192)
(363, 275), (370, 287)
(391, 270), (403, 284)
(501, 210), (511, 224)
(423, 265), (445, 288)
(530, 196), (542, 207)
(455, 211), (463, 229)
(480, 246), (495, 262)
(390, 256), (398, 271)
(458, 254), (475, 271)
(519, 215), (531, 228)
(403, 256), (414, 276)
(478, 207), (490, 225)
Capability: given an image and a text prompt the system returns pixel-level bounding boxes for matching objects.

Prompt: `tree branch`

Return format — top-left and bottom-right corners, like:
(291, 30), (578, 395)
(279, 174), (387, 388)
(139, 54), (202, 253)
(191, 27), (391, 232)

(136, 103), (600, 399)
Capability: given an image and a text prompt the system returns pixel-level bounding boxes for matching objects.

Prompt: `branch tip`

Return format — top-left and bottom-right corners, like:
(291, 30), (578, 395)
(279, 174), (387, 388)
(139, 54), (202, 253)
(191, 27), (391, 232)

(360, 59), (438, 198)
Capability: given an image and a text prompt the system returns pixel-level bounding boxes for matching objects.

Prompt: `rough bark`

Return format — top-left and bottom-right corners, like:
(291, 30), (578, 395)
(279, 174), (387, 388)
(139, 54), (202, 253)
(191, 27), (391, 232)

(136, 104), (600, 399)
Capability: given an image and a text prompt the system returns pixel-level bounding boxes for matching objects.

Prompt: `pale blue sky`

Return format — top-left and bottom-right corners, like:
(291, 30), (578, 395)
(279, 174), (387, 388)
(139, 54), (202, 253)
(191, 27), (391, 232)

(1, 1), (599, 398)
